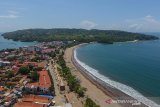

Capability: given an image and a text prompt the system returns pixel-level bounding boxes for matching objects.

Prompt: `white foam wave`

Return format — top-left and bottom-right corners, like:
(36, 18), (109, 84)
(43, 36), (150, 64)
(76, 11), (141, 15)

(74, 48), (160, 107)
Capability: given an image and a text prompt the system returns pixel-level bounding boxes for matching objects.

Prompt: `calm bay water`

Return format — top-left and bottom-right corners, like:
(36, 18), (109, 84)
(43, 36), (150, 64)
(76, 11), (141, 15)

(76, 40), (160, 106)
(0, 34), (36, 50)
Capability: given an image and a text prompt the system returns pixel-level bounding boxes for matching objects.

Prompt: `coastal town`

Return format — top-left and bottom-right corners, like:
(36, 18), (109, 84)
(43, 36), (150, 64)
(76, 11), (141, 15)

(1, 0), (160, 107)
(0, 38), (148, 107)
(0, 41), (102, 107)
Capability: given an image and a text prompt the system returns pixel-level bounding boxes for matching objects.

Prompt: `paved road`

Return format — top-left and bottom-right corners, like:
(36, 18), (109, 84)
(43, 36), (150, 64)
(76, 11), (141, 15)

(48, 60), (59, 95)
(47, 59), (66, 106)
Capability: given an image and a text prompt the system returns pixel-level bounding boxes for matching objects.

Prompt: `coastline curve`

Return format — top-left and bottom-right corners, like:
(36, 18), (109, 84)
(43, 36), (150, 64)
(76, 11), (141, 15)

(73, 44), (160, 107)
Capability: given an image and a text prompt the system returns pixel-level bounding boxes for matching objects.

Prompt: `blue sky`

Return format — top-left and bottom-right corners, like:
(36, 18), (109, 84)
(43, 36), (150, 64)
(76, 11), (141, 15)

(0, 0), (160, 32)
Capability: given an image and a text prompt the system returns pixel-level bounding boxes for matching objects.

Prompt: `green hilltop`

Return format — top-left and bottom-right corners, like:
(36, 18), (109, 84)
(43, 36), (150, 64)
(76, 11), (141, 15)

(2, 28), (159, 43)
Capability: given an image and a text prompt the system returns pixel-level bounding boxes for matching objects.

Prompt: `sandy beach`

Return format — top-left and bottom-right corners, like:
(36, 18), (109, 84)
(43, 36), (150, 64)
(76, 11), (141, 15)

(64, 45), (123, 107)
(64, 44), (148, 107)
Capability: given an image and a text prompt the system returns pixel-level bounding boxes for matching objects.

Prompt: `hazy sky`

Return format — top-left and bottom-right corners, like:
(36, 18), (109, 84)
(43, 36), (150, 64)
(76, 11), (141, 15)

(0, 0), (160, 32)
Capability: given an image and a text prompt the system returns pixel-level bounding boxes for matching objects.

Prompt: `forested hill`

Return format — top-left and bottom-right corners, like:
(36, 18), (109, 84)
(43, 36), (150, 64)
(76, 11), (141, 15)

(2, 28), (159, 43)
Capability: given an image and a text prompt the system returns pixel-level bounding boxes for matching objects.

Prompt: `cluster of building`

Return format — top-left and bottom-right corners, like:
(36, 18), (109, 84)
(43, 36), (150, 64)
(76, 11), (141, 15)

(14, 94), (53, 107)
(24, 70), (52, 94)
(0, 41), (67, 107)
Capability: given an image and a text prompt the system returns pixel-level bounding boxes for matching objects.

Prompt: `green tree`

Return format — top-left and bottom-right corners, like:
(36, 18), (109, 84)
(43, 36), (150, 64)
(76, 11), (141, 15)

(19, 66), (30, 75)
(30, 71), (39, 82)
(6, 70), (14, 78)
(2, 28), (158, 43)
(84, 98), (100, 107)
(77, 87), (86, 97)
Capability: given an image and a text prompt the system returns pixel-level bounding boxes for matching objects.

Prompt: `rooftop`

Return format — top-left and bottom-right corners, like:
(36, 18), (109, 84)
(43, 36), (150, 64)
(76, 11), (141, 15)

(39, 70), (51, 88)
(22, 94), (51, 104)
(26, 70), (51, 89)
(0, 86), (4, 91)
(14, 102), (47, 107)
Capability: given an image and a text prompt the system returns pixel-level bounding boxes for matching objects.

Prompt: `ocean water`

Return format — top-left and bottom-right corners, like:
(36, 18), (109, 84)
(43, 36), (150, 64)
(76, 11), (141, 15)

(75, 40), (160, 107)
(0, 34), (36, 50)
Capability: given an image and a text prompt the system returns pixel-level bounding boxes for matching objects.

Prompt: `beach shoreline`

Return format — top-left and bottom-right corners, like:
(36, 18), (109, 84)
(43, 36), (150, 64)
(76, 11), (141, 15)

(64, 44), (148, 107)
(71, 43), (160, 107)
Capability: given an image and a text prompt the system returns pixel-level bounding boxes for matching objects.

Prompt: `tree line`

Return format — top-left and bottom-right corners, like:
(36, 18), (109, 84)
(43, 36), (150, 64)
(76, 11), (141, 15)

(57, 52), (86, 97)
(53, 46), (100, 107)
(2, 28), (158, 43)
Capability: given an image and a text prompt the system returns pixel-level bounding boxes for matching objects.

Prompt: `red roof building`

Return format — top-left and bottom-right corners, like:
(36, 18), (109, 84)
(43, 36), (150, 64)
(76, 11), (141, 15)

(14, 95), (51, 107)
(22, 94), (51, 103)
(14, 102), (47, 107)
(25, 70), (52, 93)
(39, 70), (51, 89)
(41, 49), (55, 54)
(0, 86), (4, 92)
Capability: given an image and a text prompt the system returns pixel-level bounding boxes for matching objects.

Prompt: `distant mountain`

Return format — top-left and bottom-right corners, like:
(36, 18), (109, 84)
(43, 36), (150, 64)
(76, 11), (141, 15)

(143, 32), (160, 37)
(2, 28), (159, 43)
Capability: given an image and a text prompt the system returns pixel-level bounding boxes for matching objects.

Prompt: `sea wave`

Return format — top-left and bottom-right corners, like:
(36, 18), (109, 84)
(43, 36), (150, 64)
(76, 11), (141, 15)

(74, 47), (160, 107)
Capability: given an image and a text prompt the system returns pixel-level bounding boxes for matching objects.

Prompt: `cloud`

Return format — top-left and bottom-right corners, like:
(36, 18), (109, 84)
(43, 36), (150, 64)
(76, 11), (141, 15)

(105, 15), (160, 32)
(8, 10), (19, 14)
(125, 15), (160, 32)
(80, 20), (97, 30)
(144, 15), (157, 23)
(0, 14), (19, 19)
(0, 10), (19, 19)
